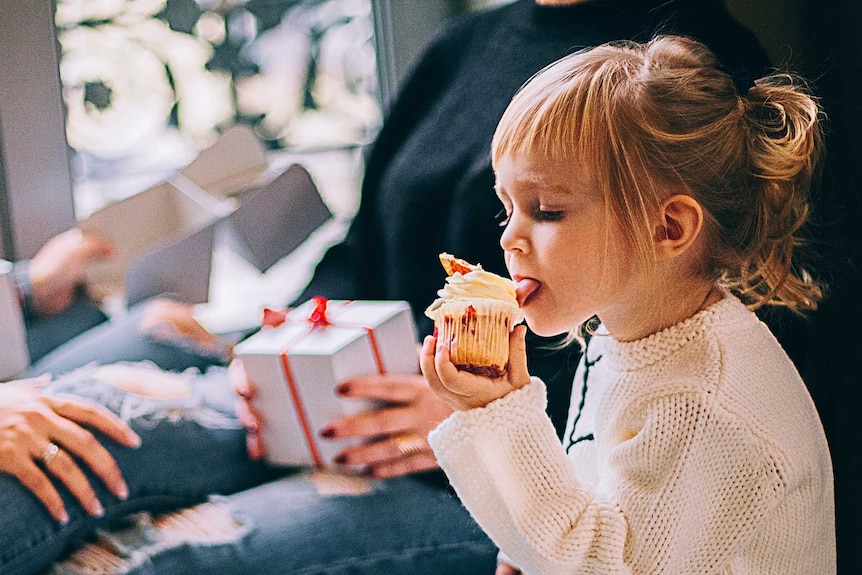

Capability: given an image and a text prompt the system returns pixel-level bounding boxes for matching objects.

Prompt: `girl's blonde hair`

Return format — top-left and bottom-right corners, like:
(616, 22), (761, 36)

(492, 35), (824, 313)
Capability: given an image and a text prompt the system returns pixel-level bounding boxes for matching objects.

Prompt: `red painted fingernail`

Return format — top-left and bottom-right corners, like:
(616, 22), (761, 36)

(334, 453), (348, 464)
(319, 427), (336, 438)
(336, 383), (350, 395)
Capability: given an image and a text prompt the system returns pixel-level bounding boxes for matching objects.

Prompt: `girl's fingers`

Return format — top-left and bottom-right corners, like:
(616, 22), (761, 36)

(421, 334), (484, 408)
(423, 330), (530, 410)
(433, 342), (484, 399)
(507, 325), (531, 388)
(420, 335), (451, 398)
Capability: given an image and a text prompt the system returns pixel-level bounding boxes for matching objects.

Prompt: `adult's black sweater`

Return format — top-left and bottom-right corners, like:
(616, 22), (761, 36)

(297, 0), (770, 435)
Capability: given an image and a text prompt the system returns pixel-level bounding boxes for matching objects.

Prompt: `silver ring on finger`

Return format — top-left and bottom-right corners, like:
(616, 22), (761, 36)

(394, 433), (426, 458)
(39, 442), (60, 466)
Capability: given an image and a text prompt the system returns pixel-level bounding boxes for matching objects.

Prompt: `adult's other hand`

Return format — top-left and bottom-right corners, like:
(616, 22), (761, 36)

(0, 383), (140, 523)
(28, 229), (114, 317)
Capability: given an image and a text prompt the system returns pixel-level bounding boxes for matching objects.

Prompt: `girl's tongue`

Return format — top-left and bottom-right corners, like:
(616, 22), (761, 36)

(515, 278), (541, 307)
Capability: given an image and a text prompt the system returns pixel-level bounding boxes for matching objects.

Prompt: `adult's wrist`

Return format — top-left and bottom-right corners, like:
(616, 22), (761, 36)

(10, 261), (34, 319)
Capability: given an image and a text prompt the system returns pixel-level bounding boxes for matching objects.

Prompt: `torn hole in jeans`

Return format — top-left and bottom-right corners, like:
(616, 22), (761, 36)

(47, 362), (241, 431)
(90, 363), (192, 399)
(49, 500), (250, 575)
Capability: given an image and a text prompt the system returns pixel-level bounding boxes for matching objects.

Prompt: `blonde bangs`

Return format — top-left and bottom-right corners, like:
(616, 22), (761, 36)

(491, 45), (660, 268)
(492, 52), (605, 170)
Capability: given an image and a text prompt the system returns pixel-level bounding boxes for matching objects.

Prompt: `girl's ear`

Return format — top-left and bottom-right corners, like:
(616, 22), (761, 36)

(653, 194), (704, 260)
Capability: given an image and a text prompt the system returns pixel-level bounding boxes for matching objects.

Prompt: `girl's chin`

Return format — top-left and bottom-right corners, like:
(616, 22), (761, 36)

(524, 304), (589, 338)
(523, 315), (573, 338)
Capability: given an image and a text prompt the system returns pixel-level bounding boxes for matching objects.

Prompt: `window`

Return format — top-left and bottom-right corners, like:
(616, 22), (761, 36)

(0, 0), (496, 259)
(56, 0), (384, 218)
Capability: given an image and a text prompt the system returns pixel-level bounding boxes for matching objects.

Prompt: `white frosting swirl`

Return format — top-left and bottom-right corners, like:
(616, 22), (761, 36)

(425, 267), (519, 318)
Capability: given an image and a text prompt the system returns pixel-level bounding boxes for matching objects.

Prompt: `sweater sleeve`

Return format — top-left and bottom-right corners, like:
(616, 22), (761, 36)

(429, 379), (787, 575)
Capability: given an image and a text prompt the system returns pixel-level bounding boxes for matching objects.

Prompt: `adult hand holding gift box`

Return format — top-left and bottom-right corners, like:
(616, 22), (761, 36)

(234, 297), (420, 468)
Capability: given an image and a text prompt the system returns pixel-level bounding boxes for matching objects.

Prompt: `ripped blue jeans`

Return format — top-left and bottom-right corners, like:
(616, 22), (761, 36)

(47, 473), (497, 575)
(1, 365), (497, 575)
(0, 364), (275, 575)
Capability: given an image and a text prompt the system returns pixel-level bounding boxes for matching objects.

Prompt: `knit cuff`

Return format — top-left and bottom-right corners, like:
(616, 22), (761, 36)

(428, 377), (547, 459)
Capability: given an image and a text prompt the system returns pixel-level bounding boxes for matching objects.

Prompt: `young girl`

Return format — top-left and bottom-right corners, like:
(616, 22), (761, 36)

(420, 36), (835, 574)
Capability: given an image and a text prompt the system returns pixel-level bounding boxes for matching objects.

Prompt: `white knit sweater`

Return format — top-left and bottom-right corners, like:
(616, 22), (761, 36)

(429, 296), (835, 574)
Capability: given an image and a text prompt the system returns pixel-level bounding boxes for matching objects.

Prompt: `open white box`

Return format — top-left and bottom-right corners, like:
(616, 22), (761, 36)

(81, 176), (232, 306)
(234, 299), (420, 468)
(80, 125), (332, 307)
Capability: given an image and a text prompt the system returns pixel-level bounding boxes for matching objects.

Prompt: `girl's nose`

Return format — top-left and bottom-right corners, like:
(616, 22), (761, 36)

(500, 212), (528, 254)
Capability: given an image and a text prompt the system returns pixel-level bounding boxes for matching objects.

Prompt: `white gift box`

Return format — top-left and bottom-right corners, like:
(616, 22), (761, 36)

(234, 298), (419, 468)
(0, 260), (29, 380)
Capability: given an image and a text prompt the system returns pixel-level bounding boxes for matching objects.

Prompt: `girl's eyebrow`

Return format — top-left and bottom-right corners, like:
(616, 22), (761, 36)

(497, 174), (581, 202)
(511, 173), (572, 196)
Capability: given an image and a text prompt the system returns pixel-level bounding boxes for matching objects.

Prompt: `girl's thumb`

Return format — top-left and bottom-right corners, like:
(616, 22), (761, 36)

(507, 324), (530, 387)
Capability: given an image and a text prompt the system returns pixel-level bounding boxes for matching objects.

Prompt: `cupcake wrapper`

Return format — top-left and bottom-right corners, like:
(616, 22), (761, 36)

(433, 299), (520, 376)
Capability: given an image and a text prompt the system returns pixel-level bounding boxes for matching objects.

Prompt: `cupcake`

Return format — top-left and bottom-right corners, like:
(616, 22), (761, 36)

(425, 253), (524, 378)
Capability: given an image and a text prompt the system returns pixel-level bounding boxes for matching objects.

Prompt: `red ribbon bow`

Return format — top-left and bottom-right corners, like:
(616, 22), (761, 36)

(262, 295), (332, 330)
(261, 307), (289, 329)
(306, 296), (332, 329)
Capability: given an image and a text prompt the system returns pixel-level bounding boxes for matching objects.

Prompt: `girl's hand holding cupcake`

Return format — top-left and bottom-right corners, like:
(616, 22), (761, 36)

(420, 323), (530, 411)
(420, 253), (531, 411)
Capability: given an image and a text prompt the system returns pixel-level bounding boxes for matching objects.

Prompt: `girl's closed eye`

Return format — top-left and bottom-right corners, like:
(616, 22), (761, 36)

(494, 204), (565, 226)
(494, 207), (511, 227)
(531, 205), (565, 222)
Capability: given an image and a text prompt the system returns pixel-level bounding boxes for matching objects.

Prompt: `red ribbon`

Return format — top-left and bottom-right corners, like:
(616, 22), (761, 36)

(279, 350), (324, 468)
(306, 296), (332, 328)
(262, 295), (333, 330)
(260, 297), (387, 468)
(262, 307), (289, 329)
